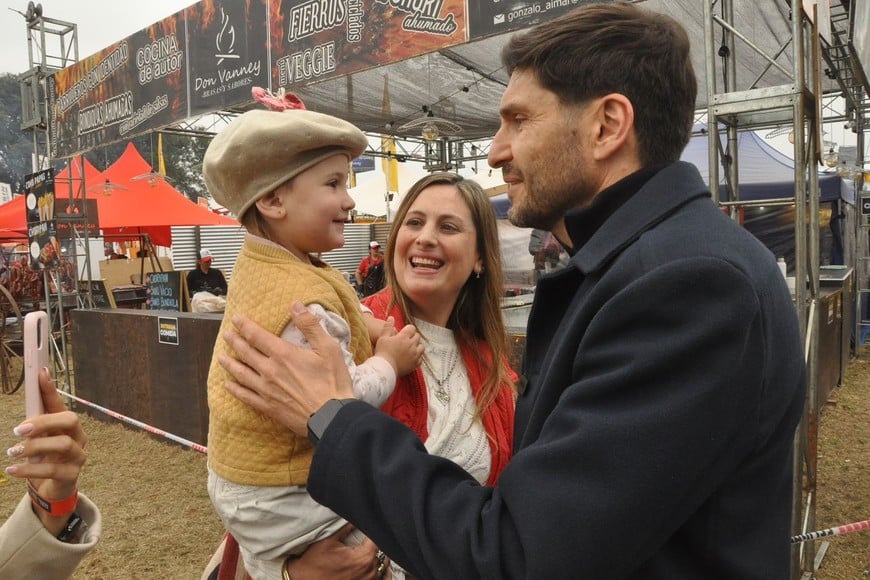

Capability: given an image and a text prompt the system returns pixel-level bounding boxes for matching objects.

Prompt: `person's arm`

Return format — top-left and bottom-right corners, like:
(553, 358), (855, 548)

(312, 263), (780, 578)
(1, 369), (101, 577)
(355, 259), (366, 287)
(216, 270), (228, 293)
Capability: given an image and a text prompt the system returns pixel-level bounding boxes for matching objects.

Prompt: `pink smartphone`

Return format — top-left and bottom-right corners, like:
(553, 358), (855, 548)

(24, 311), (50, 418)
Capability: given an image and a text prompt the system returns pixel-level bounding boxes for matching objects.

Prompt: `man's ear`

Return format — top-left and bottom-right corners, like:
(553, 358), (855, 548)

(590, 93), (634, 162)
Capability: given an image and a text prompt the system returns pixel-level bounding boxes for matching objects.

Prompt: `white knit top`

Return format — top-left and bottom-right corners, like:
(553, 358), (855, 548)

(415, 318), (492, 485)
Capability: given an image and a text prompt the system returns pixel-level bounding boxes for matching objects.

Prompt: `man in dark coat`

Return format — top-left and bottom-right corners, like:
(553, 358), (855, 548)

(219, 3), (806, 578)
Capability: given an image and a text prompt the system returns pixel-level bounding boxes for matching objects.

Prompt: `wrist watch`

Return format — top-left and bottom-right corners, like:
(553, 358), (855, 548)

(307, 399), (356, 446)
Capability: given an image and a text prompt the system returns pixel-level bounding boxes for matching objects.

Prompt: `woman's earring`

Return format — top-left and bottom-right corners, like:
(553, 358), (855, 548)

(476, 270), (482, 279)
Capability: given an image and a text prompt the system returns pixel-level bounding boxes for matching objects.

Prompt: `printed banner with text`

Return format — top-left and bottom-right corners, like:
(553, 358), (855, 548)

(48, 0), (473, 158)
(48, 11), (187, 158)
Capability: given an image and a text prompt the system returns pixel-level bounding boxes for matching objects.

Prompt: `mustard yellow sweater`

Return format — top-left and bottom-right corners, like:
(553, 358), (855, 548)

(207, 238), (371, 486)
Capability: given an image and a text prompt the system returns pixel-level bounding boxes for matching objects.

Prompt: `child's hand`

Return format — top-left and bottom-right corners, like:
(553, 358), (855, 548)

(364, 314), (396, 347)
(375, 324), (423, 377)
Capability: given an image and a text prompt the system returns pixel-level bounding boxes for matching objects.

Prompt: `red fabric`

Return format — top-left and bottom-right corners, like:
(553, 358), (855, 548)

(356, 254), (383, 278)
(218, 533), (251, 580)
(0, 145), (238, 246)
(363, 288), (516, 485)
(0, 156), (103, 240)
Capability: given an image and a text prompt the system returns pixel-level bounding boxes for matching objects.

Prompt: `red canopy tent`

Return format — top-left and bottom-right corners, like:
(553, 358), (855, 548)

(0, 145), (238, 247)
(0, 156), (104, 240)
(90, 143), (238, 246)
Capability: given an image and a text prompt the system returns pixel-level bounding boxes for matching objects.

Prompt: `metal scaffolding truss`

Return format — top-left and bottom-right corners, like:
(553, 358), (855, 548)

(703, 1), (866, 577)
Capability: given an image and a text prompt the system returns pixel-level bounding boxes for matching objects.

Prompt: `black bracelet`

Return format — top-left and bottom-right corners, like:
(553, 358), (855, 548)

(56, 512), (85, 543)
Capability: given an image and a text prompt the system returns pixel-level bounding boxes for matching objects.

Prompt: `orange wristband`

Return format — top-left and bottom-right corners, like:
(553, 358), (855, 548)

(27, 482), (78, 516)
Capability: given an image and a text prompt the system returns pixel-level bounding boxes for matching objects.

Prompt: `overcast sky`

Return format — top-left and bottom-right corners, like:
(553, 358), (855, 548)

(1, 1), (194, 75)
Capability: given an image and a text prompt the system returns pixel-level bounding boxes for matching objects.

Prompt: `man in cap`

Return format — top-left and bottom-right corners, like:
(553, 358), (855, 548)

(355, 241), (385, 297)
(186, 248), (228, 296)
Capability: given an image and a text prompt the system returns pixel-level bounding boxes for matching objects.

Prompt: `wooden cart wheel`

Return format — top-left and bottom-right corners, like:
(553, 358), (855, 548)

(0, 284), (24, 395)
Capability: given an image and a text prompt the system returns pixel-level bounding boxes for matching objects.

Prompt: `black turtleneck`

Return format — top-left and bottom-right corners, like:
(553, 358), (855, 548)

(562, 165), (667, 255)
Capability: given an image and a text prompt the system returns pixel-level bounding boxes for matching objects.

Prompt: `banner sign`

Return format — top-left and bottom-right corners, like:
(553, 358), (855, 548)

(186, 0), (270, 117)
(23, 169), (60, 270)
(269, 0), (467, 89)
(46, 0), (585, 158)
(48, 10), (188, 158)
(55, 198), (101, 239)
(467, 0), (585, 40)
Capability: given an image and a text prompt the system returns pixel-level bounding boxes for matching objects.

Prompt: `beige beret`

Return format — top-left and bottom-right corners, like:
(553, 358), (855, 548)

(203, 109), (368, 220)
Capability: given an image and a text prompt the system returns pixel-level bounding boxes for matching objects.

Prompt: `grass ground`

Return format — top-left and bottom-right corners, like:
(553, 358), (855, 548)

(0, 355), (867, 578)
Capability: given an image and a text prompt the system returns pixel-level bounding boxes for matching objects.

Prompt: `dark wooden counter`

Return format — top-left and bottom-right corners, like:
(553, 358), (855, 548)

(68, 287), (847, 448)
(70, 309), (222, 446)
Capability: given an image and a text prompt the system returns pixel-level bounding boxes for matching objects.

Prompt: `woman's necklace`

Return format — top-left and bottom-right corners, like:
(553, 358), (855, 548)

(421, 348), (459, 405)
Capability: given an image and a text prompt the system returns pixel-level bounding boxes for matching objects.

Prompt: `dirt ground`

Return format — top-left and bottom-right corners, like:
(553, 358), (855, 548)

(1, 355), (868, 579)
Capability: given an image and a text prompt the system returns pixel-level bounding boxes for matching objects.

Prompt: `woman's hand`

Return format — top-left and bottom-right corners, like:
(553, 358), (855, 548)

(5, 368), (87, 534)
(221, 302), (355, 435)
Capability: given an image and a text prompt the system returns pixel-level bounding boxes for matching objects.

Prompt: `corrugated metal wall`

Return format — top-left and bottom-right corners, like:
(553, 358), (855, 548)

(171, 225), (247, 277)
(171, 223), (389, 279)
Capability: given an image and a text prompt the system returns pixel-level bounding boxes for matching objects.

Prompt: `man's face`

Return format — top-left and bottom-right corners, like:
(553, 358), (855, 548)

(488, 69), (600, 230)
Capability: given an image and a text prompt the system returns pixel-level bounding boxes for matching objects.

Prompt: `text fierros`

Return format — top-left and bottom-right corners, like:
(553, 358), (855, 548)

(287, 0), (346, 42)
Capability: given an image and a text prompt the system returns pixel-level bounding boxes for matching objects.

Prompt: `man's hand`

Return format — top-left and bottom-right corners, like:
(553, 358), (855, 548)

(287, 524), (390, 579)
(221, 302), (355, 435)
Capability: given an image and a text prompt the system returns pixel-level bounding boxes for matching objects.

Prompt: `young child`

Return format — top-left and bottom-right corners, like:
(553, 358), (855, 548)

(202, 88), (422, 579)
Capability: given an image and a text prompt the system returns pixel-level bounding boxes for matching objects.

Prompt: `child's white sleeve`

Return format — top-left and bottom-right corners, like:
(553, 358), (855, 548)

(278, 303), (396, 407)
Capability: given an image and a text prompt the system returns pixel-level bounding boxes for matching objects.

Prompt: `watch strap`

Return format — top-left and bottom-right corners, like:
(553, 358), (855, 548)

(307, 399), (355, 446)
(56, 511), (88, 543)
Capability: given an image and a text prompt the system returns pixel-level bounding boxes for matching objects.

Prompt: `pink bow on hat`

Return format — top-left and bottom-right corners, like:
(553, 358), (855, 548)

(252, 87), (306, 111)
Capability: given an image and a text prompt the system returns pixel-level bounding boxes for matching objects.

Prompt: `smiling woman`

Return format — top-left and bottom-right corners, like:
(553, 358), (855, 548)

(360, 171), (517, 579)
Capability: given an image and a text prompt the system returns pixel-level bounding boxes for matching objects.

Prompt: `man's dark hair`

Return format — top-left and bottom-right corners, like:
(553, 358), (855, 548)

(501, 1), (697, 166)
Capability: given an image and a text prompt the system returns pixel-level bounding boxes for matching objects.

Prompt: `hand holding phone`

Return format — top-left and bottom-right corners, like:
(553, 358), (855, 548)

(24, 311), (50, 418)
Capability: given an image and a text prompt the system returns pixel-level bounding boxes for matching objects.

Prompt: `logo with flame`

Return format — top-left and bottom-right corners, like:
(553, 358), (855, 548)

(215, 7), (239, 65)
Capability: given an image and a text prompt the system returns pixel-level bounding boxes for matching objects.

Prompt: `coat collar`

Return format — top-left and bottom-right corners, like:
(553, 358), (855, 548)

(566, 161), (710, 275)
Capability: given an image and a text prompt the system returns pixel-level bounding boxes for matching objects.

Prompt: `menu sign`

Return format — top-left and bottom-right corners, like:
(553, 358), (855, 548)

(146, 271), (183, 311)
(23, 169), (60, 271)
(80, 279), (115, 309)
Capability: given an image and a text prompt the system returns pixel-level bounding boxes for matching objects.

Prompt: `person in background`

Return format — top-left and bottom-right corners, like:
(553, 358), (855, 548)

(104, 244), (126, 260)
(187, 249), (228, 296)
(355, 241), (386, 297)
(1, 369), (102, 577)
(528, 228), (567, 281)
(219, 3), (806, 579)
(201, 87), (422, 580)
